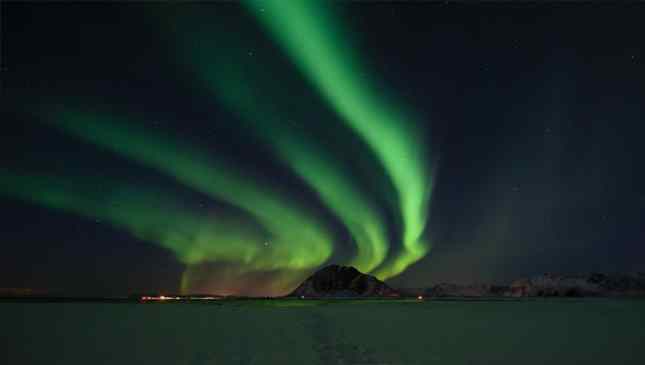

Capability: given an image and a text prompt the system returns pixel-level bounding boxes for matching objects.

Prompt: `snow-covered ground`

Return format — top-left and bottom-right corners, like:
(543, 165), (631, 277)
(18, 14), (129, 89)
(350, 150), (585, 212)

(2, 299), (644, 364)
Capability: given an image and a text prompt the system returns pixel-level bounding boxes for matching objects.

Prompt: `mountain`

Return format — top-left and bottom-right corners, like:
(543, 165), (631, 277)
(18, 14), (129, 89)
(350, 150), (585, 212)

(427, 283), (509, 298)
(289, 265), (400, 298)
(509, 272), (645, 297)
(423, 272), (645, 298)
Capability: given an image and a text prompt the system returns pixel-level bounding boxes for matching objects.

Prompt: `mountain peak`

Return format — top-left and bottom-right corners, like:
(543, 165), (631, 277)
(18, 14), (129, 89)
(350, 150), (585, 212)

(289, 265), (399, 298)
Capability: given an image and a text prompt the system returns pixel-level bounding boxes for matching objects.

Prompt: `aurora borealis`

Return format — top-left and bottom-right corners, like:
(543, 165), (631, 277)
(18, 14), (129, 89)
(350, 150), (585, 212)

(46, 110), (342, 294)
(2, 1), (435, 294)
(2, 2), (644, 296)
(244, 0), (433, 278)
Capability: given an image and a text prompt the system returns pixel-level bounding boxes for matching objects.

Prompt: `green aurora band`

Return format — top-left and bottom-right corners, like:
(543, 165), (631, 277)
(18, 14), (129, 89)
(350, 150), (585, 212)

(174, 26), (390, 274)
(244, 0), (434, 277)
(0, 172), (312, 295)
(0, 172), (269, 266)
(4, 0), (435, 294)
(43, 110), (334, 289)
(230, 112), (390, 274)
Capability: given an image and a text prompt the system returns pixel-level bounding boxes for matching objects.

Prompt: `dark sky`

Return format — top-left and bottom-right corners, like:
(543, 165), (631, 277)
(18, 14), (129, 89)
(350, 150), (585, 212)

(1, 2), (644, 296)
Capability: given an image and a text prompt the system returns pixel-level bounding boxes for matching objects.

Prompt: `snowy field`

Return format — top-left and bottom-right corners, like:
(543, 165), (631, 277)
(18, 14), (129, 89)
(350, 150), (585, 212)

(2, 299), (644, 365)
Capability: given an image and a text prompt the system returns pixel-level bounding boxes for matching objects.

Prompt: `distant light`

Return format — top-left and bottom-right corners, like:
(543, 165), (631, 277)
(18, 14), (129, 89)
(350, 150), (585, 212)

(300, 295), (305, 299)
(417, 296), (423, 300)
(160, 295), (166, 300)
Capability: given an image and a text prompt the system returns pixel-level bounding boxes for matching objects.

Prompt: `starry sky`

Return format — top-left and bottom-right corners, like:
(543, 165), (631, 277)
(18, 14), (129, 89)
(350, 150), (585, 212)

(1, 2), (644, 296)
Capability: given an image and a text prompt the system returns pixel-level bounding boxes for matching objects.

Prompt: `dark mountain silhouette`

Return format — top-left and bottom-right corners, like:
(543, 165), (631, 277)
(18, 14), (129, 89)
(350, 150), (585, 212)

(289, 265), (400, 298)
(508, 272), (645, 297)
(423, 272), (645, 298)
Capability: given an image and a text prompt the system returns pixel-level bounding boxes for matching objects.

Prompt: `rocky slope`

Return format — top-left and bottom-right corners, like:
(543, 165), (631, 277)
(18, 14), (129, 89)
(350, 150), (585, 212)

(289, 265), (400, 298)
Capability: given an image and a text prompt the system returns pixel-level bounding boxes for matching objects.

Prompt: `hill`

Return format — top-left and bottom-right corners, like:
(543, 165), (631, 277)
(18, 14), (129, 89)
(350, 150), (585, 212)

(289, 265), (399, 298)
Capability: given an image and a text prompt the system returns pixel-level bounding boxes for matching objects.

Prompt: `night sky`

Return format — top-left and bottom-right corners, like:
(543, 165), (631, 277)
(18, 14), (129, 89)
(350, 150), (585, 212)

(2, 2), (644, 296)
